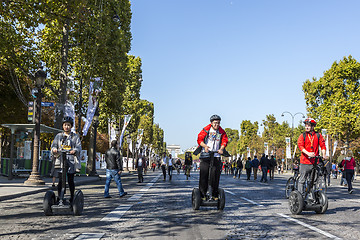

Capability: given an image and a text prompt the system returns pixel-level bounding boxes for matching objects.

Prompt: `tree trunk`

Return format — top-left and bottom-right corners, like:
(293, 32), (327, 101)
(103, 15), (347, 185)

(55, 18), (70, 129)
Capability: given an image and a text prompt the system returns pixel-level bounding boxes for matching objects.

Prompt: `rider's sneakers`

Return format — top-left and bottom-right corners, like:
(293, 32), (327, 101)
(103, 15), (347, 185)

(349, 189), (354, 194)
(201, 196), (206, 201)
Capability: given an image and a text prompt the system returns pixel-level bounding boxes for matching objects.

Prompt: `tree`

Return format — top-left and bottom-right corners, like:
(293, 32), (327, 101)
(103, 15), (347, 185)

(303, 56), (360, 149)
(237, 120), (259, 156)
(224, 128), (239, 157)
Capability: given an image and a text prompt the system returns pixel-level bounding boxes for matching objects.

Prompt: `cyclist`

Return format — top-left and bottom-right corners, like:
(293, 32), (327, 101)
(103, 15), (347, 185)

(297, 118), (326, 194)
(184, 152), (193, 177)
(195, 114), (228, 200)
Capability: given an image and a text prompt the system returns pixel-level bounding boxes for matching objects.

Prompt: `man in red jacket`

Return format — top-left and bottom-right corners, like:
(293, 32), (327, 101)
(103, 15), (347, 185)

(297, 118), (326, 194)
(196, 114), (228, 200)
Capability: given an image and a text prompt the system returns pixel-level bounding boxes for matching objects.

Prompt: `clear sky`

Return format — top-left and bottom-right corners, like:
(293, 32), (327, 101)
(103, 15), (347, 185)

(129, 0), (360, 151)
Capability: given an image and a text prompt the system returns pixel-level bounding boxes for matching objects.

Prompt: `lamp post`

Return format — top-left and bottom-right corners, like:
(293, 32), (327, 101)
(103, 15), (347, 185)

(281, 111), (305, 172)
(25, 67), (47, 185)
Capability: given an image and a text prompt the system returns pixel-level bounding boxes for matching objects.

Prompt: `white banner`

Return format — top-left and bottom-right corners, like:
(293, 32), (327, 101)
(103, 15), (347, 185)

(119, 114), (132, 148)
(108, 118), (117, 145)
(292, 145), (297, 159)
(82, 78), (102, 136)
(285, 137), (291, 159)
(264, 142), (268, 156)
(253, 149), (256, 158)
(332, 140), (338, 157)
(246, 147), (250, 158)
(136, 129), (144, 149)
(64, 100), (76, 133)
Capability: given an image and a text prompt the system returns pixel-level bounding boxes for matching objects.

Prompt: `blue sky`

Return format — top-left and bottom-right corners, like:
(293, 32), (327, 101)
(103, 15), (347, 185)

(129, 0), (360, 150)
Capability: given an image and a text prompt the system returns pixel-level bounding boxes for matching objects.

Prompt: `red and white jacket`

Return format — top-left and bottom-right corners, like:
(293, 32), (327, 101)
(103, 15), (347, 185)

(197, 124), (228, 149)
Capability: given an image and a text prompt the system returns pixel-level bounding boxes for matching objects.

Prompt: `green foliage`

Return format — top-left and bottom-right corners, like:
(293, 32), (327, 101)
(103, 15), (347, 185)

(303, 56), (360, 144)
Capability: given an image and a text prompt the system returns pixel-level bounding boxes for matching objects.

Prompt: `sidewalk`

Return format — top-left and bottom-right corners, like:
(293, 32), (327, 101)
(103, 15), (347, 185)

(0, 169), (135, 201)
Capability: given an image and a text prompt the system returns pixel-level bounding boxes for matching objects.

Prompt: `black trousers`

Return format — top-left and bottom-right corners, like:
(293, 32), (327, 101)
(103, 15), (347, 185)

(199, 157), (221, 197)
(345, 169), (354, 191)
(161, 165), (166, 180)
(58, 172), (75, 200)
(246, 168), (251, 180)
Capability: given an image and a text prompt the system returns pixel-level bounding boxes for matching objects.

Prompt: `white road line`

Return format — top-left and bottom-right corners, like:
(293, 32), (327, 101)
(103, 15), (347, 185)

(74, 233), (105, 240)
(225, 189), (265, 207)
(240, 197), (265, 207)
(277, 213), (342, 240)
(101, 204), (132, 222)
(101, 173), (161, 222)
(224, 190), (236, 196)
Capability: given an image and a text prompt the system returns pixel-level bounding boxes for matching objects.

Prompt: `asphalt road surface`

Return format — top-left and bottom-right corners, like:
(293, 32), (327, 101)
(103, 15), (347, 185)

(1, 169), (359, 239)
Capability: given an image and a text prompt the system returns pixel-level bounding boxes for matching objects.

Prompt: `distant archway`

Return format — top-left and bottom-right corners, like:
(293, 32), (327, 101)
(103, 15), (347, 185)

(166, 145), (181, 158)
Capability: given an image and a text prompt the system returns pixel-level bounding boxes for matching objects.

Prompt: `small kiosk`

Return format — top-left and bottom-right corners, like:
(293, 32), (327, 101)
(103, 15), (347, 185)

(1, 124), (61, 179)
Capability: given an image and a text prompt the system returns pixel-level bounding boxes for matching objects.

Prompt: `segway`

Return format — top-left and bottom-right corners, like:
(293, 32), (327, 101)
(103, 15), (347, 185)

(289, 156), (328, 215)
(43, 148), (84, 216)
(192, 151), (225, 210)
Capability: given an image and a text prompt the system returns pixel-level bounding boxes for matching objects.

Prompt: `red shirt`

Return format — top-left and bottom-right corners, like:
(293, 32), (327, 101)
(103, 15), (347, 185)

(341, 157), (356, 170)
(197, 124), (228, 148)
(297, 131), (326, 164)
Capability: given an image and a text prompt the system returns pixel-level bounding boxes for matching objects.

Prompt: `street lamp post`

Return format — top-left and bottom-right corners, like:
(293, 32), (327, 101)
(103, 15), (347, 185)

(25, 67), (47, 185)
(281, 111), (305, 172)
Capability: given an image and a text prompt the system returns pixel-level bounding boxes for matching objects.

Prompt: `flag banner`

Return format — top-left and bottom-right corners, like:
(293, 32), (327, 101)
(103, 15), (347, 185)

(129, 139), (133, 153)
(247, 147), (250, 158)
(136, 129), (144, 150)
(64, 100), (76, 133)
(292, 145), (297, 159)
(264, 142), (268, 156)
(119, 114), (132, 148)
(332, 140), (338, 157)
(285, 137), (291, 159)
(325, 135), (330, 157)
(82, 78), (102, 136)
(253, 149), (256, 158)
(108, 118), (117, 144)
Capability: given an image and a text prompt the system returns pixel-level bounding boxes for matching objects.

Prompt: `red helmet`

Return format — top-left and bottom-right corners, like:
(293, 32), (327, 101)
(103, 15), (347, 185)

(304, 118), (316, 126)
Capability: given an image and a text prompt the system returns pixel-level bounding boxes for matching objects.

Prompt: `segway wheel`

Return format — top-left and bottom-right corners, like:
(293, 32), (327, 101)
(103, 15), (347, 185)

(285, 177), (295, 199)
(72, 190), (84, 216)
(192, 188), (201, 210)
(43, 190), (55, 216)
(217, 188), (225, 210)
(289, 190), (304, 215)
(314, 191), (328, 214)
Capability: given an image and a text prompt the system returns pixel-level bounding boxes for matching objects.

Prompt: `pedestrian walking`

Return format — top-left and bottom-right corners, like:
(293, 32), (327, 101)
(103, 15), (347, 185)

(104, 140), (127, 198)
(245, 157), (252, 180)
(341, 151), (356, 194)
(234, 157), (243, 179)
(161, 152), (167, 180)
(269, 155), (277, 180)
(151, 162), (156, 172)
(168, 154), (175, 180)
(260, 155), (270, 183)
(135, 149), (146, 183)
(252, 155), (260, 180)
(324, 159), (331, 186)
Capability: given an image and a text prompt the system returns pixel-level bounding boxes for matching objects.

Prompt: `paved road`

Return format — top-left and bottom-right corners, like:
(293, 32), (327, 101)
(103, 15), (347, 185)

(0, 170), (359, 239)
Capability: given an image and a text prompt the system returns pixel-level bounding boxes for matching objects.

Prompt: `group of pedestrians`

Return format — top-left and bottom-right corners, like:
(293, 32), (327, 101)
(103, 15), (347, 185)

(243, 154), (277, 182)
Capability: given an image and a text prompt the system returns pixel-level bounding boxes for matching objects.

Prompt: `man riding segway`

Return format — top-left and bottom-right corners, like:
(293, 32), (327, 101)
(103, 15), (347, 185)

(192, 114), (229, 210)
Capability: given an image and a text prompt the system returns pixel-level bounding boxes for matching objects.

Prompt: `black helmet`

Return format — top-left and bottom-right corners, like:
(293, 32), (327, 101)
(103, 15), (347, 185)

(62, 116), (74, 126)
(210, 114), (221, 122)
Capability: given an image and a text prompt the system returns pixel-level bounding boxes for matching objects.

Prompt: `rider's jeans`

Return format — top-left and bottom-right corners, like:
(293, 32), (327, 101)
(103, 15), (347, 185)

(104, 169), (125, 197)
(298, 163), (313, 194)
(199, 157), (221, 198)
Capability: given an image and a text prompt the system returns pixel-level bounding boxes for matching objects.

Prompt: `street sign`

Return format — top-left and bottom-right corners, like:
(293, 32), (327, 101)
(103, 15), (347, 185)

(41, 102), (55, 107)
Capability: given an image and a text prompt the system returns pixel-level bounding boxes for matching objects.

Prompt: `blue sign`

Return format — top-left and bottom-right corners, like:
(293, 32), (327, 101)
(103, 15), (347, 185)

(41, 102), (55, 107)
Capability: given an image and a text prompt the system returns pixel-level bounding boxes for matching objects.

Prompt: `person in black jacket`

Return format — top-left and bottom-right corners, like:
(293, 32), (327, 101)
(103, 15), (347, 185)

(104, 140), (127, 198)
(260, 154), (271, 183)
(234, 157), (243, 179)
